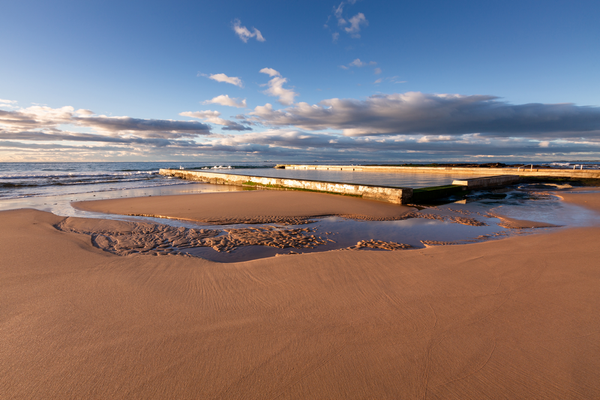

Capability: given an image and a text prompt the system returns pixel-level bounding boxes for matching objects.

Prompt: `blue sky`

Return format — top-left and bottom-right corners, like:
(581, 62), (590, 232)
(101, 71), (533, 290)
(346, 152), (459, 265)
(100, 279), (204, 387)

(1, 0), (599, 163)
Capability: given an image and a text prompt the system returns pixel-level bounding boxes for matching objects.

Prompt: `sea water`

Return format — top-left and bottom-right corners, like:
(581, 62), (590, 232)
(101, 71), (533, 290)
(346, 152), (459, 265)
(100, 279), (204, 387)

(0, 162), (242, 200)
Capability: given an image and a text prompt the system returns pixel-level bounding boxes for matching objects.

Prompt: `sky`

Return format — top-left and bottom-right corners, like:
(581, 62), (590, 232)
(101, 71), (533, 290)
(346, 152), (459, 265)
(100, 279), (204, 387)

(1, 0), (600, 163)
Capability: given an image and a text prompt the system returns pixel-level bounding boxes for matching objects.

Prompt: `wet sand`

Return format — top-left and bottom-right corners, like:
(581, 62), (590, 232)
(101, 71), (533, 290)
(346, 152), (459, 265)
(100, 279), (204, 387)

(73, 190), (418, 224)
(487, 213), (562, 229)
(555, 188), (600, 212)
(2, 189), (600, 399)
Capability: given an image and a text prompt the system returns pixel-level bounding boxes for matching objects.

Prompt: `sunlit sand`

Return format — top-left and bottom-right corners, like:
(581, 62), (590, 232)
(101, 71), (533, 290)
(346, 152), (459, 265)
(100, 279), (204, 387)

(2, 188), (600, 398)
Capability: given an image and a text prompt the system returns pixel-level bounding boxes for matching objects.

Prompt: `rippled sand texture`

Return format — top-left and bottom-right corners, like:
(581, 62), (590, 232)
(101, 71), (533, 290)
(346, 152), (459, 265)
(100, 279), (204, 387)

(2, 189), (600, 399)
(56, 217), (330, 255)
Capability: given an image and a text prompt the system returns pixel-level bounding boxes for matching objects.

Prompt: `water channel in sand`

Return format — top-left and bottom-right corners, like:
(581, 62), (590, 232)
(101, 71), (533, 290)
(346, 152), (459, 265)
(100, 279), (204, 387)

(175, 185), (600, 262)
(3, 180), (600, 263)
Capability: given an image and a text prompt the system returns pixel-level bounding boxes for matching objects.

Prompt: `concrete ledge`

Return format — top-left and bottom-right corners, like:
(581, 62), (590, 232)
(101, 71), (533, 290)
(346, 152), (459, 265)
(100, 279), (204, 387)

(276, 164), (600, 178)
(452, 175), (520, 189)
(410, 185), (466, 203)
(159, 169), (413, 204)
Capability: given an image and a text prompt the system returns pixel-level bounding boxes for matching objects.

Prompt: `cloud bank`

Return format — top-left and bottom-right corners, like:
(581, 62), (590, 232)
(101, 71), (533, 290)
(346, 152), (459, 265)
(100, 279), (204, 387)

(250, 92), (600, 139)
(3, 93), (600, 162)
(0, 106), (212, 139)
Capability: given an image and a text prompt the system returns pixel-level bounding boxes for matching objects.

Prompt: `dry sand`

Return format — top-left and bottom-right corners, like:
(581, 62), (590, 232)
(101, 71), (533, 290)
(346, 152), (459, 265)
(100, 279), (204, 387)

(2, 189), (600, 399)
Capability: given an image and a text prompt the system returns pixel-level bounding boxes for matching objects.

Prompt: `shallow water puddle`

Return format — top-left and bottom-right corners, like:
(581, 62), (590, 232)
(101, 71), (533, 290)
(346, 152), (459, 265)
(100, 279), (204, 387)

(50, 185), (600, 263)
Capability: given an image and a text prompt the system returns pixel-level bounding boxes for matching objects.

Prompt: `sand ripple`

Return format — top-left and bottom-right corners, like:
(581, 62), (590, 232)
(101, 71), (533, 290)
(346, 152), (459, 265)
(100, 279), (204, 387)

(347, 239), (412, 250)
(55, 218), (328, 256)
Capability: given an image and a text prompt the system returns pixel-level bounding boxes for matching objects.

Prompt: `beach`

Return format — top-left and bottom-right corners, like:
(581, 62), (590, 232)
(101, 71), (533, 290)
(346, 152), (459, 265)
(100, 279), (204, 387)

(2, 189), (600, 398)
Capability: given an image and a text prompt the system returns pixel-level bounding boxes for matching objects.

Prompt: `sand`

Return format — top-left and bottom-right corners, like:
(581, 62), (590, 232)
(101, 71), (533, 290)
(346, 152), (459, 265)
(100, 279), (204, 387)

(555, 188), (600, 212)
(72, 190), (417, 224)
(488, 214), (562, 229)
(2, 189), (600, 399)
(55, 217), (329, 255)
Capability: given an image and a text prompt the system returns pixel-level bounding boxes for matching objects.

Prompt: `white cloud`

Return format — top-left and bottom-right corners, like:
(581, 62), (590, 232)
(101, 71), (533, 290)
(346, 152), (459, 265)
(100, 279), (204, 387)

(327, 1), (368, 42)
(14, 105), (77, 125)
(259, 69), (298, 105)
(232, 19), (265, 43)
(349, 58), (376, 68)
(179, 110), (251, 131)
(180, 110), (221, 120)
(259, 67), (281, 77)
(334, 2), (345, 20)
(0, 99), (18, 112)
(208, 73), (243, 88)
(345, 13), (368, 38)
(375, 76), (407, 84)
(340, 58), (378, 72)
(203, 95), (247, 108)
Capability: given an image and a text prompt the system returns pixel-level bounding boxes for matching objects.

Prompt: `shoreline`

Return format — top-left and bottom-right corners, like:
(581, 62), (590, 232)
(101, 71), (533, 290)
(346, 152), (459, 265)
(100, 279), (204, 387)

(2, 188), (600, 398)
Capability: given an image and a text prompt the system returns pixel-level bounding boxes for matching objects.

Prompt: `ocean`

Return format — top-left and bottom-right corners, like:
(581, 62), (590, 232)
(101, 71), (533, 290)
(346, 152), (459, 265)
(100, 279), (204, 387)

(0, 162), (248, 200)
(0, 162), (260, 216)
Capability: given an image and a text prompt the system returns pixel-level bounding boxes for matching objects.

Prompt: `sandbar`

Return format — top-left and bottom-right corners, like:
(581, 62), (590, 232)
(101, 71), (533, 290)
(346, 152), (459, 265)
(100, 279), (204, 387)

(72, 190), (417, 224)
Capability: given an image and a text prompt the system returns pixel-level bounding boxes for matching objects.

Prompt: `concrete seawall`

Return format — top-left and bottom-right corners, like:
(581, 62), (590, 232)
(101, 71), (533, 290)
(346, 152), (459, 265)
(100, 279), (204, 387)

(409, 175), (521, 203)
(160, 166), (597, 205)
(452, 175), (520, 189)
(159, 169), (413, 204)
(276, 164), (600, 179)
